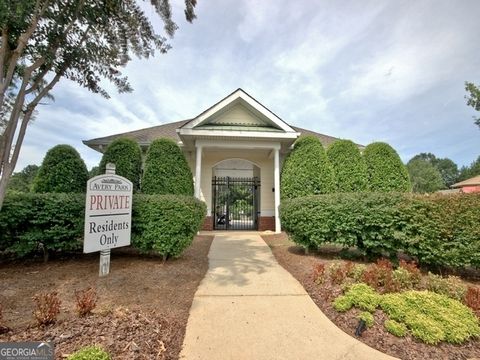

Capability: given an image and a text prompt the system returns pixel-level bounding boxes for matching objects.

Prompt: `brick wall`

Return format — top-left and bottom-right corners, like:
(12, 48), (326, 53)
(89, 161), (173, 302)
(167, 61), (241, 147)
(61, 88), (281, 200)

(201, 216), (213, 231)
(258, 216), (275, 231)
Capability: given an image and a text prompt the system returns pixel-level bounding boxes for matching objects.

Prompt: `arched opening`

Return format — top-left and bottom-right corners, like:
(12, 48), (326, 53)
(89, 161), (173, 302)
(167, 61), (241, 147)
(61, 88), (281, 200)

(212, 159), (261, 230)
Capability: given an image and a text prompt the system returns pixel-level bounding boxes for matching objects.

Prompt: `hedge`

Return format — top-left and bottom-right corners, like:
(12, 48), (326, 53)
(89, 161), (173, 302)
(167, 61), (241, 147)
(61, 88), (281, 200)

(141, 138), (194, 195)
(280, 192), (480, 268)
(132, 194), (206, 259)
(363, 142), (411, 192)
(0, 193), (206, 260)
(327, 140), (368, 192)
(99, 138), (142, 191)
(281, 135), (335, 199)
(33, 145), (88, 193)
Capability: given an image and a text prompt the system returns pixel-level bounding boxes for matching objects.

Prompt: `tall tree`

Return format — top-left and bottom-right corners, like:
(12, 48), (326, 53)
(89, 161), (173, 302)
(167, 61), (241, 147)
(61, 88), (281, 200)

(406, 158), (444, 193)
(465, 81), (480, 128)
(7, 163), (38, 192)
(0, 0), (197, 209)
(409, 152), (458, 187)
(458, 156), (480, 182)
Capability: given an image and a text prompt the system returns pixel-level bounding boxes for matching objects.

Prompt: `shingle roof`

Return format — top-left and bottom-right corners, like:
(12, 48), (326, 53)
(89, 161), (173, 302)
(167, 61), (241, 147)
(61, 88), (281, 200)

(83, 120), (360, 151)
(451, 175), (480, 188)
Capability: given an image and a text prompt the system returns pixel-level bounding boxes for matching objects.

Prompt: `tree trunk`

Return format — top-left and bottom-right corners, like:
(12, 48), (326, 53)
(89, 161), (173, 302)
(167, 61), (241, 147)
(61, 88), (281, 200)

(0, 162), (12, 209)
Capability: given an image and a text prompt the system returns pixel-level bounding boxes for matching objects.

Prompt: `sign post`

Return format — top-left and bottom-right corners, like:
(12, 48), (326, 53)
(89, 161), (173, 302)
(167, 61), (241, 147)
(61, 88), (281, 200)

(84, 163), (133, 277)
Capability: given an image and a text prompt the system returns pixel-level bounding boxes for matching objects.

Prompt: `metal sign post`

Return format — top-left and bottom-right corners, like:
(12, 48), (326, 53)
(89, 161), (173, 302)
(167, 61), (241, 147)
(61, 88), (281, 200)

(83, 163), (132, 277)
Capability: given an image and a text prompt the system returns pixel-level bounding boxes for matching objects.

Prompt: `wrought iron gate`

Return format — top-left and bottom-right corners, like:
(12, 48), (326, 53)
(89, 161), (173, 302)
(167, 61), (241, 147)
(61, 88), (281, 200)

(212, 176), (260, 230)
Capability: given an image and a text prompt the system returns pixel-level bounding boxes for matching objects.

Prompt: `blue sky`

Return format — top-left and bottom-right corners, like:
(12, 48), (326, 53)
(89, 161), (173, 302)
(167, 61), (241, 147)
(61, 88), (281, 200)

(16, 0), (480, 171)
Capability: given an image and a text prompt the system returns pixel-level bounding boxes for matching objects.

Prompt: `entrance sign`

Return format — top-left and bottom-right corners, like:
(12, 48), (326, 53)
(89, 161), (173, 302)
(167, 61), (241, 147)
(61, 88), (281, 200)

(84, 163), (132, 276)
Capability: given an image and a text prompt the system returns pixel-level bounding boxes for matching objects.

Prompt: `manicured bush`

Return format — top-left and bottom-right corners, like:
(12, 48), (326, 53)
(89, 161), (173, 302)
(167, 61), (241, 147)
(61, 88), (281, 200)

(99, 138), (142, 191)
(281, 135), (335, 199)
(385, 319), (407, 337)
(32, 145), (88, 193)
(280, 192), (480, 268)
(327, 140), (368, 192)
(67, 346), (111, 360)
(363, 142), (411, 192)
(0, 192), (84, 261)
(132, 194), (206, 259)
(333, 283), (381, 313)
(141, 138), (193, 195)
(0, 192), (206, 260)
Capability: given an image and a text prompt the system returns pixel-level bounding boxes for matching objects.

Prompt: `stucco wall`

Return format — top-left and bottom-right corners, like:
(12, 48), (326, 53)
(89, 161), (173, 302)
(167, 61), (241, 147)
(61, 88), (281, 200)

(186, 149), (275, 217)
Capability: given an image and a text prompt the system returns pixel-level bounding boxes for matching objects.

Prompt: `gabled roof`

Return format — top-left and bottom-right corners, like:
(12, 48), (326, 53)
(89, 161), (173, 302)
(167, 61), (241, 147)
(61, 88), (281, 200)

(451, 175), (480, 188)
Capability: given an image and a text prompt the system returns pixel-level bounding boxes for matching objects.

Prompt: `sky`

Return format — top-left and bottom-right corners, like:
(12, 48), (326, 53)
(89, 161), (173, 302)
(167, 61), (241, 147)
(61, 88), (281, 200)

(15, 0), (480, 171)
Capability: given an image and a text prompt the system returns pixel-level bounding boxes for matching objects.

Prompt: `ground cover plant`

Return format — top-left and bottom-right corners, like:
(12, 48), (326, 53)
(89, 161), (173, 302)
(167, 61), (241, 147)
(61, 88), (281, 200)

(263, 233), (480, 360)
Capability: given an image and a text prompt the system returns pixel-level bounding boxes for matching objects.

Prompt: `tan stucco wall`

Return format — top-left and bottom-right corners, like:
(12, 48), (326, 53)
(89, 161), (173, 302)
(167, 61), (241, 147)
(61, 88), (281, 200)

(185, 149), (275, 217)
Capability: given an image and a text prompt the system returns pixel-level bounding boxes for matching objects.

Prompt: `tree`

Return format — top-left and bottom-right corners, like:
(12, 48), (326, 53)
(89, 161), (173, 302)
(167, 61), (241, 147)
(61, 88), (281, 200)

(141, 138), (193, 195)
(7, 163), (38, 192)
(32, 144), (88, 193)
(465, 81), (480, 128)
(88, 166), (99, 179)
(363, 142), (411, 192)
(98, 138), (142, 191)
(409, 152), (458, 187)
(406, 158), (444, 193)
(327, 139), (368, 192)
(458, 156), (480, 182)
(0, 0), (197, 209)
(281, 135), (335, 199)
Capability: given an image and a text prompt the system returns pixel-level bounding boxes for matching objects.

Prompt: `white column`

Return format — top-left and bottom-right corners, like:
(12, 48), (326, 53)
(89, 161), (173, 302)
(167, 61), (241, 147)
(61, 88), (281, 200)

(274, 147), (281, 233)
(195, 145), (202, 199)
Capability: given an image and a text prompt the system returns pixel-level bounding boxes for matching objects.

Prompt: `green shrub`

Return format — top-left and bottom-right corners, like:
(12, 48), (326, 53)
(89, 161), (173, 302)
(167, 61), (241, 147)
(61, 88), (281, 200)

(32, 145), (88, 193)
(333, 283), (381, 313)
(425, 273), (467, 301)
(363, 142), (411, 192)
(327, 140), (368, 192)
(392, 268), (417, 291)
(0, 192), (84, 260)
(141, 138), (193, 195)
(407, 158), (444, 193)
(358, 311), (374, 328)
(99, 138), (142, 191)
(132, 194), (206, 259)
(0, 193), (205, 260)
(280, 135), (335, 200)
(281, 192), (480, 268)
(351, 264), (367, 283)
(385, 319), (407, 337)
(380, 291), (480, 344)
(67, 346), (111, 360)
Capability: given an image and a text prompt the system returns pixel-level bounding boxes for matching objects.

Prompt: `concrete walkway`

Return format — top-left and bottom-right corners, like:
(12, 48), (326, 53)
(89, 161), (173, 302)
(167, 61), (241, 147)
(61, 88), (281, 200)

(180, 232), (396, 360)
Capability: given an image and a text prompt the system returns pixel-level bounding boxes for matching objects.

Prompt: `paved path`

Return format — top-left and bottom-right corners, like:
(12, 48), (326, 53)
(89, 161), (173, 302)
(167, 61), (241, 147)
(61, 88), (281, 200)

(180, 232), (396, 360)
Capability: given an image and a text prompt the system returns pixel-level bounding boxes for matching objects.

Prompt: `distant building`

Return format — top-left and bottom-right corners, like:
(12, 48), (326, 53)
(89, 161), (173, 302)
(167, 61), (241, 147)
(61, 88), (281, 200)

(451, 175), (480, 193)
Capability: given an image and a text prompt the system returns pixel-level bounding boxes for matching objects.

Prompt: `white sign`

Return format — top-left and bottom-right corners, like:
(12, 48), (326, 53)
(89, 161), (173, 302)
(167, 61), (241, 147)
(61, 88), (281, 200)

(84, 174), (133, 253)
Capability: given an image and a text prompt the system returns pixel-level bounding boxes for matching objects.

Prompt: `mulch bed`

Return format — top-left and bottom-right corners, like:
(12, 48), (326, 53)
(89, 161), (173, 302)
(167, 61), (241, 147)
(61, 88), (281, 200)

(0, 235), (214, 359)
(262, 233), (480, 360)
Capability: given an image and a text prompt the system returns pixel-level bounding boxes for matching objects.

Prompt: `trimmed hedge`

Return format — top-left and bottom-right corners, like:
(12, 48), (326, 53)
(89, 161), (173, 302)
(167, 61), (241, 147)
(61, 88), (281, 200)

(280, 192), (480, 268)
(99, 138), (142, 191)
(141, 138), (194, 195)
(327, 140), (368, 192)
(33, 145), (88, 193)
(281, 135), (335, 199)
(364, 142), (411, 192)
(132, 194), (205, 259)
(0, 193), (206, 260)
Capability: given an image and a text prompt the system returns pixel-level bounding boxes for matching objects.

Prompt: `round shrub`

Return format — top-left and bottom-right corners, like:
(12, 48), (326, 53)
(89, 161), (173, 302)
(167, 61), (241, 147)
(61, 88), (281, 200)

(33, 145), (88, 193)
(99, 138), (142, 191)
(141, 138), (193, 195)
(67, 345), (111, 360)
(281, 135), (335, 199)
(327, 140), (368, 192)
(363, 142), (411, 192)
